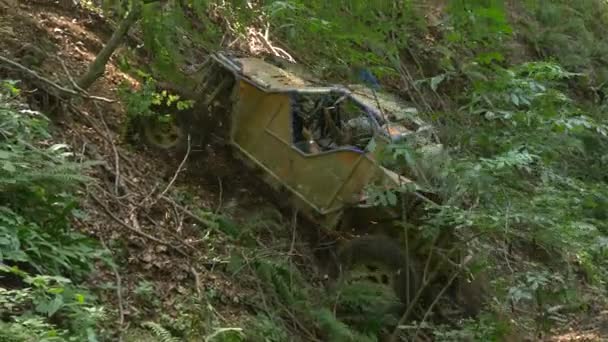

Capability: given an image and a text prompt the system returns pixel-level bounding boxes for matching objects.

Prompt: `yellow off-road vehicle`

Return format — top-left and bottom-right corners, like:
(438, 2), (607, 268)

(140, 52), (443, 306)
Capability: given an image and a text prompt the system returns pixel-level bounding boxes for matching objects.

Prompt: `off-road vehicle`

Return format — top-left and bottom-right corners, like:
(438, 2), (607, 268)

(138, 52), (444, 305)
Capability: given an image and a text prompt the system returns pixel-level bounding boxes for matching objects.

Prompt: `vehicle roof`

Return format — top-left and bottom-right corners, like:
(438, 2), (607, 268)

(213, 53), (329, 91)
(213, 53), (422, 126)
(238, 57), (315, 90)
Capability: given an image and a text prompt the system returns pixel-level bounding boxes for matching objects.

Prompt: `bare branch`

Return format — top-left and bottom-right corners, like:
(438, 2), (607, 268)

(0, 55), (115, 102)
(154, 134), (191, 202)
(89, 190), (189, 258)
(413, 257), (473, 340)
(99, 238), (125, 342)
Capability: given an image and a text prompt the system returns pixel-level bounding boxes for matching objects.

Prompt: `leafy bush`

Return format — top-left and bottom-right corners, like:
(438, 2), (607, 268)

(233, 242), (399, 340)
(261, 1), (426, 80)
(246, 313), (289, 342)
(28, 0), (608, 339)
(520, 0), (608, 84)
(0, 81), (107, 339)
(0, 266), (105, 342)
(0, 81), (102, 277)
(321, 1), (608, 335)
(420, 58), (608, 335)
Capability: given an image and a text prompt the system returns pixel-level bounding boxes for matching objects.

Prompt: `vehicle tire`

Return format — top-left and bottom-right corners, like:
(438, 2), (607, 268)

(336, 235), (419, 306)
(137, 114), (190, 155)
(136, 111), (230, 167)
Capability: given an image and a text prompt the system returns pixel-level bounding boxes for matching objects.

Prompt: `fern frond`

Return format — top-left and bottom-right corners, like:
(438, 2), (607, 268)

(314, 308), (377, 342)
(142, 322), (181, 342)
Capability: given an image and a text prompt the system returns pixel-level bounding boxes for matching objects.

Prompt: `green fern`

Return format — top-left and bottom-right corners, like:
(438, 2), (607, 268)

(247, 314), (289, 342)
(142, 322), (181, 342)
(0, 86), (105, 340)
(313, 308), (377, 342)
(254, 257), (310, 307)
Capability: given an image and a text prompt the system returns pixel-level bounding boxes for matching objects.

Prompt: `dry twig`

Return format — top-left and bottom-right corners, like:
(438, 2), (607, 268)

(214, 176), (223, 214)
(190, 266), (203, 297)
(99, 238), (125, 342)
(388, 233), (483, 342)
(0, 55), (115, 102)
(289, 208), (298, 257)
(59, 59), (88, 95)
(89, 190), (189, 258)
(94, 101), (122, 195)
(95, 153), (213, 230)
(413, 256), (473, 340)
(161, 194), (211, 229)
(154, 134), (191, 203)
(70, 105), (138, 173)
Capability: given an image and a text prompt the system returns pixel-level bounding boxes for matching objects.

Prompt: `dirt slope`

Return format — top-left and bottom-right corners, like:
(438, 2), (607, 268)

(0, 2), (326, 339)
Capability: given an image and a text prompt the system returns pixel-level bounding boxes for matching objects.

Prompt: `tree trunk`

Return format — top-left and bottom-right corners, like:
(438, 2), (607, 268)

(76, 5), (142, 90)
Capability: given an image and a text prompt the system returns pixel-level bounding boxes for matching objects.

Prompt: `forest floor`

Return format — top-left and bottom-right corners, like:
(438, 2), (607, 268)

(0, 0), (605, 341)
(0, 1), (331, 340)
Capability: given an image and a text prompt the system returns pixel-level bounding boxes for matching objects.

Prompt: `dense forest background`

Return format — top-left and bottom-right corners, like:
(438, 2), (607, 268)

(1, 0), (608, 341)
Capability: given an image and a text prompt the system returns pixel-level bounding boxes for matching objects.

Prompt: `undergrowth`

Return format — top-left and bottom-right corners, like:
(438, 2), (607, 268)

(4, 0), (608, 340)
(203, 0), (608, 339)
(381, 1), (608, 338)
(0, 80), (107, 341)
(96, 0), (608, 339)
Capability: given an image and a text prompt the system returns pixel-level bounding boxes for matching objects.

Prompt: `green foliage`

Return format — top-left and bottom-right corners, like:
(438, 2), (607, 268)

(142, 322), (181, 342)
(0, 107), (91, 189)
(521, 0), (608, 83)
(119, 74), (194, 120)
(238, 240), (398, 341)
(253, 257), (309, 307)
(140, 2), (190, 83)
(133, 279), (161, 309)
(0, 83), (102, 277)
(246, 313), (289, 342)
(118, 73), (194, 146)
(204, 328), (244, 342)
(0, 203), (102, 278)
(331, 282), (400, 336)
(430, 315), (506, 342)
(0, 82), (106, 340)
(335, 1), (608, 336)
(314, 308), (377, 342)
(0, 316), (71, 342)
(261, 1), (426, 79)
(0, 267), (105, 342)
(446, 0), (512, 47)
(421, 57), (608, 335)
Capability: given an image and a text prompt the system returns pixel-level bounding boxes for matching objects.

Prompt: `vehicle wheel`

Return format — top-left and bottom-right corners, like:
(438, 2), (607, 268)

(139, 114), (188, 153)
(336, 235), (418, 306)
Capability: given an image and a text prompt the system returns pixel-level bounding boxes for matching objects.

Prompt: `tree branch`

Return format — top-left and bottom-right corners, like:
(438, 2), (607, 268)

(76, 4), (142, 90)
(89, 190), (189, 258)
(0, 55), (115, 102)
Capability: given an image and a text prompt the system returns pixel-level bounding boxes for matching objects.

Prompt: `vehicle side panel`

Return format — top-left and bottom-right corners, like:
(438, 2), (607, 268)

(230, 81), (392, 228)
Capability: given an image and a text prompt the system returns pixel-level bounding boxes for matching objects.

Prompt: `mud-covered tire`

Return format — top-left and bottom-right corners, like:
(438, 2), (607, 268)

(336, 235), (419, 306)
(136, 114), (191, 155)
(134, 58), (230, 154)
